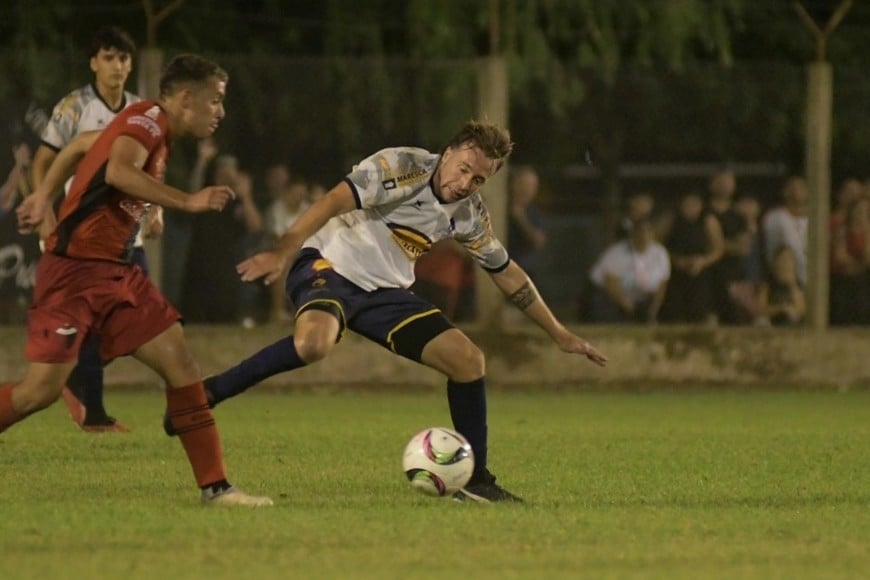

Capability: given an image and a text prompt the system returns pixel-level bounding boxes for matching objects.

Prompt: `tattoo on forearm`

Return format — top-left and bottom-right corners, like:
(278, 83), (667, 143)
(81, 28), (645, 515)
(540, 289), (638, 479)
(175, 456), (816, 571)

(508, 282), (537, 310)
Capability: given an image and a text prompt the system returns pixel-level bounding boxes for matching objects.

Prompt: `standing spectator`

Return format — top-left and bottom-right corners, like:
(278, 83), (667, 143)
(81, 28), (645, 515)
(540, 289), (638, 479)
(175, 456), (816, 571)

(762, 176), (809, 287)
(232, 166), (266, 327)
(182, 153), (264, 324)
(0, 141), (38, 325)
(829, 178), (863, 234)
(734, 194), (762, 248)
(507, 166), (546, 282)
(734, 194), (763, 279)
(727, 193), (765, 321)
(264, 176), (308, 322)
(587, 217), (670, 324)
(162, 136), (217, 308)
(263, 163), (291, 203)
(660, 190), (724, 323)
(29, 25), (144, 432)
(828, 178), (865, 324)
(756, 245), (807, 326)
(0, 142), (32, 217)
(830, 193), (870, 325)
(707, 168), (752, 324)
(413, 238), (477, 322)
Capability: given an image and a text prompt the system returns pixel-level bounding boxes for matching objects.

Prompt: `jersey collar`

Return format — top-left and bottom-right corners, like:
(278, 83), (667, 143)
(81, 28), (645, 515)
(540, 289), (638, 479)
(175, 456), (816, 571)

(92, 82), (127, 113)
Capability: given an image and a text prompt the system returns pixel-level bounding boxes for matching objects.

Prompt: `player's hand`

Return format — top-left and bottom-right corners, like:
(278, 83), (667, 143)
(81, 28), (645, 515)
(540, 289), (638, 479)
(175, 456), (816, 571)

(556, 332), (608, 367)
(13, 143), (31, 168)
(234, 173), (253, 201)
(16, 193), (49, 234)
(237, 250), (291, 286)
(184, 186), (236, 213)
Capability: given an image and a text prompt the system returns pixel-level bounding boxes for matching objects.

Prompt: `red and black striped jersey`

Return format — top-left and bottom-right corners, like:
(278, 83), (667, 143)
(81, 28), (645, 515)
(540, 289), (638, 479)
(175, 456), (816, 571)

(46, 101), (170, 263)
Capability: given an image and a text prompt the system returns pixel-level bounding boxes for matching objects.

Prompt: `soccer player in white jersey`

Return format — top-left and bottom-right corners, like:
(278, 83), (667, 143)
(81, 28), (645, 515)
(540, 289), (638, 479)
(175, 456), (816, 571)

(31, 25), (160, 432)
(165, 120), (608, 502)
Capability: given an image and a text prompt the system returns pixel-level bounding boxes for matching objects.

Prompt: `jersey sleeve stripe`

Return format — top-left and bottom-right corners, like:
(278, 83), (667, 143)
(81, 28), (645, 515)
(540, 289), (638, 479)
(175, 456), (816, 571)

(40, 140), (62, 153)
(482, 256), (511, 273)
(343, 177), (363, 209)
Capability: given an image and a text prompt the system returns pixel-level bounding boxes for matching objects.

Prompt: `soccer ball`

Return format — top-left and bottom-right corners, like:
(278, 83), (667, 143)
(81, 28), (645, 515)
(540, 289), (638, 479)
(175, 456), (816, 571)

(402, 427), (475, 497)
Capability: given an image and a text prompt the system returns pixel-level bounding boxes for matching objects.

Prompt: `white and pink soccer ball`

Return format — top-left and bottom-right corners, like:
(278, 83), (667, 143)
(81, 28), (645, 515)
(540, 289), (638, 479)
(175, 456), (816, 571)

(402, 427), (475, 497)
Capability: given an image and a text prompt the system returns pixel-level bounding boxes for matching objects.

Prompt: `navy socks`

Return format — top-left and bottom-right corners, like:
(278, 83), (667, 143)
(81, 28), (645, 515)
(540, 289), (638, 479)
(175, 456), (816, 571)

(447, 378), (488, 477)
(209, 335), (306, 405)
(68, 337), (108, 421)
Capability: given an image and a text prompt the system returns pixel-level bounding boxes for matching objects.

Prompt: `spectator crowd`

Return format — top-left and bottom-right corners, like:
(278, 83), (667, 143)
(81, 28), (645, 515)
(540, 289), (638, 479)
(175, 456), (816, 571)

(2, 138), (869, 328)
(584, 170), (870, 327)
(411, 164), (869, 328)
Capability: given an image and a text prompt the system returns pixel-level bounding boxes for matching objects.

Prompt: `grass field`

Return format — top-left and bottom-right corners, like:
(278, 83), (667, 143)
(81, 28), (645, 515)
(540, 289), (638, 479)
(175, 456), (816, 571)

(0, 390), (867, 579)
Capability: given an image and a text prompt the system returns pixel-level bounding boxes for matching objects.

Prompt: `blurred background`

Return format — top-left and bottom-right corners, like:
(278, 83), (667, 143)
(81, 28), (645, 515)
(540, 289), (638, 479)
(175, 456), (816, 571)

(1, 0), (868, 330)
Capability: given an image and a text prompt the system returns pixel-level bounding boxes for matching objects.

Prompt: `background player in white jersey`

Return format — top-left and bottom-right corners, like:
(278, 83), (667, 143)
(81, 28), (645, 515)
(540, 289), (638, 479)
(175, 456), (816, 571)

(164, 120), (608, 503)
(31, 25), (161, 432)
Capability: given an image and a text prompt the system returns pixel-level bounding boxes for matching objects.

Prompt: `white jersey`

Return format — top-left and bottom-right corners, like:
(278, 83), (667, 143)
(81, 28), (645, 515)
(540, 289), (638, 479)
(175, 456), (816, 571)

(589, 239), (671, 303)
(41, 83), (146, 245)
(761, 206), (808, 286)
(305, 147), (509, 291)
(41, 83), (141, 150)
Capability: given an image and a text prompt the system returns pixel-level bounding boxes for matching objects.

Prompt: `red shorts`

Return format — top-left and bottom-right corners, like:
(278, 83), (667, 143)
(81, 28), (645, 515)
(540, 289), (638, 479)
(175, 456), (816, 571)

(25, 253), (181, 363)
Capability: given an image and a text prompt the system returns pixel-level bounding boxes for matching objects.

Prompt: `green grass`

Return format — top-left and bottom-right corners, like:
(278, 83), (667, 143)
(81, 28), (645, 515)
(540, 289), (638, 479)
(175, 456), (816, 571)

(1, 391), (868, 579)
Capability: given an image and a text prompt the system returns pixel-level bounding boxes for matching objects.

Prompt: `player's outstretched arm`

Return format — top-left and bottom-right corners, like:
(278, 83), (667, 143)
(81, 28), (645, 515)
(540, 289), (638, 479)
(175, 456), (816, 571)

(237, 181), (356, 286)
(488, 260), (608, 367)
(34, 130), (100, 196)
(16, 131), (101, 234)
(30, 145), (58, 192)
(105, 135), (234, 212)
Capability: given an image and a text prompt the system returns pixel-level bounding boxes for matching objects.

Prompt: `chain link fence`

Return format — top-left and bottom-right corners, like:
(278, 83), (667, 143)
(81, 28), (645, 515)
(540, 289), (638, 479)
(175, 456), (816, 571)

(1, 51), (868, 324)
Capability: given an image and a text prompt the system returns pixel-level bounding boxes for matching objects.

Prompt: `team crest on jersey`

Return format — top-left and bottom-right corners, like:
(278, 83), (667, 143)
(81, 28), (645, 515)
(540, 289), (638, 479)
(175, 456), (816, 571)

(382, 178), (397, 190)
(387, 224), (432, 261)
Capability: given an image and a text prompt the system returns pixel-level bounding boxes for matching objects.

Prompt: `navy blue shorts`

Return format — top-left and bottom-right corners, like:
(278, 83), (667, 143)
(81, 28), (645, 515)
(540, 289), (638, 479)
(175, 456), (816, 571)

(130, 246), (149, 277)
(285, 249), (455, 361)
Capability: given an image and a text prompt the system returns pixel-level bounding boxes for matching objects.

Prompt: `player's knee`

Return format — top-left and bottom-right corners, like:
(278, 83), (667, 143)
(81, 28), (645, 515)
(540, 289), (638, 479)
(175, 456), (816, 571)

(293, 333), (335, 363)
(449, 342), (486, 382)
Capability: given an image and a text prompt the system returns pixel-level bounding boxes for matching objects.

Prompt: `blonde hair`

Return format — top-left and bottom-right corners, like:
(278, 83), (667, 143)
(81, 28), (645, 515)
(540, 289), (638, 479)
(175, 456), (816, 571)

(445, 119), (514, 170)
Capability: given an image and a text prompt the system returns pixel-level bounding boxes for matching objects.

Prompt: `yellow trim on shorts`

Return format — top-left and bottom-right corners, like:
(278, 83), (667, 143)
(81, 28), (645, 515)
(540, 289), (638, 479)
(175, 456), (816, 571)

(296, 299), (347, 340)
(386, 308), (441, 353)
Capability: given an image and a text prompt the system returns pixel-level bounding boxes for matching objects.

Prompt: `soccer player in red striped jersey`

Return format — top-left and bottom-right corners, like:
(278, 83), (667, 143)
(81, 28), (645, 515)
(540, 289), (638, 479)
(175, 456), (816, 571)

(31, 26), (146, 431)
(6, 54), (272, 507)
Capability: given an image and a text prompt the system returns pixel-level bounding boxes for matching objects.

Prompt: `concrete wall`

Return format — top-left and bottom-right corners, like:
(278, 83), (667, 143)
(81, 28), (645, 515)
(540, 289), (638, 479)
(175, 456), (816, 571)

(1, 324), (868, 392)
